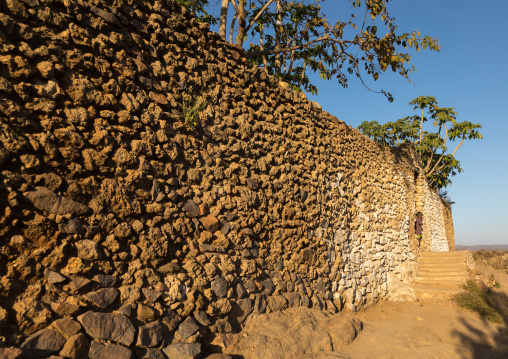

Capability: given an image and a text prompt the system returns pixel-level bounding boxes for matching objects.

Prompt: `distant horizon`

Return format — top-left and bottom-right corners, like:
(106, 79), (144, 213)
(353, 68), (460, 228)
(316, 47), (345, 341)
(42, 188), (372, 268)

(455, 244), (508, 251)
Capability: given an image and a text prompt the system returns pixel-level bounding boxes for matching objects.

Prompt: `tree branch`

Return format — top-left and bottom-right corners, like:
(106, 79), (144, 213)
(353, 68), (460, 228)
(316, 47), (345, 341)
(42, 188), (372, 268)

(245, 0), (276, 33)
(427, 124), (448, 176)
(450, 135), (465, 156)
(246, 36), (358, 57)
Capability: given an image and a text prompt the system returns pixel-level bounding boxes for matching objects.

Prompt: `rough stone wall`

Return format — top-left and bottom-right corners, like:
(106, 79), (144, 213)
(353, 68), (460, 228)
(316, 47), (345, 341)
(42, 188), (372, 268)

(0, 0), (453, 356)
(418, 175), (449, 252)
(442, 202), (455, 251)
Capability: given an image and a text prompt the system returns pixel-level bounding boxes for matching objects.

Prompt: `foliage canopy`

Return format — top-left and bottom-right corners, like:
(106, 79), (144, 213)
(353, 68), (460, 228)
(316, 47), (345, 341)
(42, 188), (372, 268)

(358, 96), (482, 189)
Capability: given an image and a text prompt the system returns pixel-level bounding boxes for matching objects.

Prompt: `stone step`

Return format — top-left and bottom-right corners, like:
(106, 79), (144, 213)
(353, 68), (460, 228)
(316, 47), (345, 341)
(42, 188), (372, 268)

(420, 252), (468, 259)
(416, 270), (466, 277)
(412, 251), (470, 301)
(412, 284), (463, 300)
(413, 276), (465, 284)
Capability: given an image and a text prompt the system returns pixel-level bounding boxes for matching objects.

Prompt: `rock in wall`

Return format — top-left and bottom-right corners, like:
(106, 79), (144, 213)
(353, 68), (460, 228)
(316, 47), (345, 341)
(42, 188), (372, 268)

(0, 0), (454, 356)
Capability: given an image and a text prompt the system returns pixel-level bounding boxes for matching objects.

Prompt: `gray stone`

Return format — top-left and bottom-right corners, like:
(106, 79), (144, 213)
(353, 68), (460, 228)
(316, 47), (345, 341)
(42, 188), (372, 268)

(176, 316), (199, 340)
(85, 288), (119, 309)
(23, 186), (92, 216)
(45, 270), (66, 284)
(78, 311), (135, 346)
(50, 302), (82, 317)
(51, 318), (81, 338)
(211, 277), (228, 298)
(136, 321), (164, 348)
(244, 280), (257, 293)
(229, 298), (253, 325)
(193, 311), (211, 326)
(89, 340), (132, 359)
(162, 343), (201, 359)
(142, 288), (162, 302)
(90, 6), (121, 26)
(21, 328), (66, 357)
(261, 278), (275, 295)
(236, 282), (247, 299)
(93, 274), (117, 287)
(58, 218), (84, 234)
(210, 319), (232, 333)
(253, 294), (267, 314)
(69, 277), (92, 292)
(182, 200), (200, 218)
(284, 292), (301, 308)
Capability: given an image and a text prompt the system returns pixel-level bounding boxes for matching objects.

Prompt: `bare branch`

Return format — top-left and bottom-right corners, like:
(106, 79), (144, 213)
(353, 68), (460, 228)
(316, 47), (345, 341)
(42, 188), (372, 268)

(246, 36), (359, 57)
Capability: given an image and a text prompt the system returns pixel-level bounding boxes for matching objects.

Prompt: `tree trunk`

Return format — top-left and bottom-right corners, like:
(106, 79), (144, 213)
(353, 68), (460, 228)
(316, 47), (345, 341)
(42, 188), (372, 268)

(219, 0), (229, 40)
(274, 0), (283, 76)
(236, 0), (246, 46)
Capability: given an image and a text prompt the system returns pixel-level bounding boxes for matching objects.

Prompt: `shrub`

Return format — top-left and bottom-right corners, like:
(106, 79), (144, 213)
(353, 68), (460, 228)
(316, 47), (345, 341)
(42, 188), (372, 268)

(452, 280), (504, 324)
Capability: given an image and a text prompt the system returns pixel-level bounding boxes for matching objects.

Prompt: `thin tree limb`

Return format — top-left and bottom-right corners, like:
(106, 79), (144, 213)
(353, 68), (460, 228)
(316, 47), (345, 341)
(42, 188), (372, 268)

(427, 125), (448, 176)
(245, 0), (276, 33)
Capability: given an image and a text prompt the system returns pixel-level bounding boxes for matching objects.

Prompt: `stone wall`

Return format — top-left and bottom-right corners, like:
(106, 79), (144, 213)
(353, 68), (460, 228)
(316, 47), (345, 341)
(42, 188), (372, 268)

(418, 176), (450, 252)
(0, 0), (454, 357)
(442, 202), (455, 251)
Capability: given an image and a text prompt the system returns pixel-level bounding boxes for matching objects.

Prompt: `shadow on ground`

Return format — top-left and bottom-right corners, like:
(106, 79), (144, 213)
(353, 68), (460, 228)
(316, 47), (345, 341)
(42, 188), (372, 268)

(451, 289), (508, 358)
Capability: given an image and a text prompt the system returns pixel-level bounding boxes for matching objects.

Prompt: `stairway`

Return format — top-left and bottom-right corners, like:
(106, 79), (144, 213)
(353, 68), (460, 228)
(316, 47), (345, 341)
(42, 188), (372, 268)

(412, 251), (470, 300)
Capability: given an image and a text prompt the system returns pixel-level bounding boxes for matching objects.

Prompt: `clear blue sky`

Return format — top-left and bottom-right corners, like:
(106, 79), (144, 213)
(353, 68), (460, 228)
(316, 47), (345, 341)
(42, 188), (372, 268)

(205, 0), (508, 246)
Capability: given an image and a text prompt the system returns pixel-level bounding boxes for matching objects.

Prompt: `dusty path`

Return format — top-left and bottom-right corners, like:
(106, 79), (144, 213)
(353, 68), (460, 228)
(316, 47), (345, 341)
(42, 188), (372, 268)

(337, 263), (508, 359)
(226, 263), (508, 359)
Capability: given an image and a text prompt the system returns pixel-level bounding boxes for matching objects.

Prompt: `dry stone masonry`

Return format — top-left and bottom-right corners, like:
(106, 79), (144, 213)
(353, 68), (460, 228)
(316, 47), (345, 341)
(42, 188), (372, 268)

(0, 0), (455, 357)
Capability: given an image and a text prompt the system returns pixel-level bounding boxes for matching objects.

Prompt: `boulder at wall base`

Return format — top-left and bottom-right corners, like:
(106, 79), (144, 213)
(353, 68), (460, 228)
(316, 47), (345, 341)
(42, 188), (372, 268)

(163, 343), (202, 359)
(78, 311), (135, 346)
(23, 186), (92, 216)
(88, 340), (133, 359)
(20, 328), (66, 357)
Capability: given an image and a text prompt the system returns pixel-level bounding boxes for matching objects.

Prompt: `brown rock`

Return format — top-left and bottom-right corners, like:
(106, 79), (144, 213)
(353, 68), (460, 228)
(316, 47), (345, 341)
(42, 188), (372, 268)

(23, 187), (92, 216)
(50, 302), (82, 317)
(88, 340), (132, 359)
(36, 61), (54, 78)
(163, 343), (201, 359)
(51, 318), (81, 339)
(266, 296), (288, 312)
(21, 328), (66, 357)
(0, 347), (23, 359)
(200, 215), (220, 232)
(176, 316), (200, 340)
(136, 321), (164, 348)
(85, 288), (119, 309)
(78, 311), (135, 346)
(59, 333), (89, 358)
(182, 200), (200, 218)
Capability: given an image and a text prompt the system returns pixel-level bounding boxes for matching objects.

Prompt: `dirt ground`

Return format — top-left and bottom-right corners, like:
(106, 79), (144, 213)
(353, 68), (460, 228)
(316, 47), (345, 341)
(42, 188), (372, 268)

(336, 263), (508, 359)
(226, 262), (508, 359)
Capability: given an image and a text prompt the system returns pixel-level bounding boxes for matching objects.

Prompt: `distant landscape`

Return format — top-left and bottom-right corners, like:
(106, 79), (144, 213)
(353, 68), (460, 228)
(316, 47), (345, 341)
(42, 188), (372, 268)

(456, 244), (508, 251)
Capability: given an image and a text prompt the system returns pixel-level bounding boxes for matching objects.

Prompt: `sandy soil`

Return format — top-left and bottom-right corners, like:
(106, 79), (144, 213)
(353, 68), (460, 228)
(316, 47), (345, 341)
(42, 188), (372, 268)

(336, 263), (508, 359)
